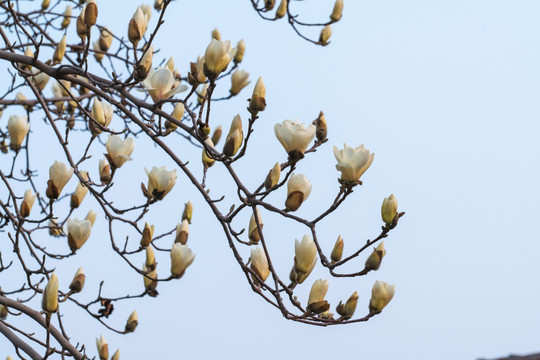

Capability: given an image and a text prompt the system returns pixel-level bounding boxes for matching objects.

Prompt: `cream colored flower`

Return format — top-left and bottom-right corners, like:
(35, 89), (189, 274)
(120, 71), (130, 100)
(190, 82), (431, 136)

(175, 219), (189, 245)
(381, 194), (398, 224)
(61, 5), (72, 29)
(70, 171), (89, 209)
(105, 135), (134, 168)
(140, 67), (188, 103)
(331, 235), (344, 263)
(20, 189), (36, 218)
(276, 0), (287, 19)
(204, 39), (236, 78)
(128, 6), (149, 44)
(202, 138), (216, 168)
(99, 28), (113, 51)
(365, 241), (386, 271)
(336, 291), (358, 320)
(369, 280), (395, 313)
(182, 201), (193, 223)
(7, 115), (29, 150)
(223, 114), (243, 157)
(333, 143), (374, 183)
(46, 161), (73, 199)
(86, 209), (97, 226)
(96, 335), (108, 360)
(30, 68), (50, 91)
(111, 350), (120, 360)
(248, 208), (263, 244)
(211, 28), (221, 40)
(230, 69), (250, 95)
(42, 273), (59, 313)
(143, 264), (158, 295)
(285, 173), (311, 212)
(250, 247), (270, 282)
(146, 246), (156, 269)
(319, 25), (332, 44)
(264, 162), (281, 190)
(53, 34), (67, 64)
(307, 279), (329, 314)
(125, 310), (138, 332)
(99, 158), (111, 183)
(84, 0), (98, 26)
(67, 218), (92, 252)
(234, 39), (246, 63)
(248, 76), (266, 112)
(69, 267), (85, 293)
(294, 234), (317, 283)
(330, 0), (344, 22)
(274, 119), (315, 158)
(170, 243), (195, 278)
(144, 166), (177, 200)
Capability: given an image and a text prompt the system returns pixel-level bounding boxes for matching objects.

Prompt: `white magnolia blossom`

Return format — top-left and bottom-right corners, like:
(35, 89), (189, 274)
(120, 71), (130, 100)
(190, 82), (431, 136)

(369, 280), (396, 313)
(250, 247), (270, 282)
(294, 234), (317, 283)
(230, 69), (250, 95)
(274, 119), (315, 156)
(140, 67), (188, 103)
(66, 218), (92, 251)
(42, 273), (59, 313)
(106, 135), (134, 168)
(170, 243), (195, 277)
(128, 6), (149, 43)
(285, 173), (312, 211)
(333, 143), (374, 183)
(7, 115), (30, 149)
(204, 39), (236, 77)
(307, 278), (329, 306)
(48, 161), (74, 199)
(381, 194), (398, 224)
(144, 166), (177, 200)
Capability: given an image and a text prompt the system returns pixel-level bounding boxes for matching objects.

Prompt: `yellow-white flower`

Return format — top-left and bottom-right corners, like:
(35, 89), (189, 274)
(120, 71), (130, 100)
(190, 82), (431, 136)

(111, 350), (120, 360)
(365, 241), (386, 271)
(42, 273), (59, 313)
(202, 138), (216, 168)
(7, 115), (29, 150)
(90, 98), (113, 135)
(30, 68), (50, 91)
(96, 335), (108, 360)
(69, 267), (86, 293)
(250, 247), (270, 282)
(204, 39), (236, 78)
(274, 119), (315, 158)
(248, 208), (263, 244)
(331, 235), (344, 263)
(20, 189), (36, 218)
(333, 143), (374, 183)
(182, 201), (193, 223)
(67, 218), (92, 252)
(248, 76), (266, 112)
(70, 171), (89, 209)
(144, 166), (177, 200)
(175, 219), (189, 245)
(170, 243), (195, 278)
(53, 34), (67, 64)
(98, 158), (111, 183)
(230, 69), (250, 95)
(234, 39), (246, 63)
(98, 28), (113, 51)
(139, 67), (188, 103)
(125, 310), (138, 332)
(61, 5), (72, 29)
(105, 135), (134, 168)
(307, 279), (329, 314)
(264, 162), (281, 190)
(143, 264), (158, 295)
(47, 161), (74, 199)
(285, 173), (311, 212)
(381, 194), (398, 224)
(276, 0), (287, 19)
(369, 280), (395, 313)
(128, 6), (149, 44)
(211, 28), (221, 40)
(330, 0), (344, 22)
(319, 25), (332, 44)
(223, 114), (243, 157)
(294, 234), (317, 283)
(86, 209), (97, 226)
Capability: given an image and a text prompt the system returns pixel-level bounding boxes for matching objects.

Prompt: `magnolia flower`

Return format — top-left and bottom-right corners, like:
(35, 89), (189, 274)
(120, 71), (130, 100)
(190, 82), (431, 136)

(250, 247), (270, 282)
(333, 143), (374, 183)
(336, 291), (358, 320)
(143, 264), (158, 296)
(381, 194), (398, 224)
(42, 273), (59, 313)
(90, 98), (113, 135)
(128, 6), (149, 44)
(7, 115), (29, 150)
(182, 201), (193, 223)
(248, 76), (266, 112)
(274, 119), (315, 159)
(139, 67), (188, 103)
(143, 166), (177, 200)
(67, 218), (92, 252)
(134, 45), (153, 81)
(84, 0), (98, 26)
(69, 267), (86, 293)
(170, 243), (195, 278)
(96, 335), (108, 360)
(30, 68), (50, 91)
(369, 280), (395, 313)
(175, 219), (189, 245)
(49, 219), (63, 237)
(264, 162), (281, 189)
(211, 28), (221, 40)
(211, 125), (223, 145)
(319, 25), (332, 44)
(125, 310), (138, 332)
(154, 0), (164, 11)
(140, 222), (154, 248)
(365, 241), (386, 271)
(330, 0), (344, 22)
(53, 34), (67, 64)
(70, 171), (89, 208)
(46, 161), (73, 199)
(202, 138), (216, 168)
(307, 279), (330, 314)
(223, 114), (243, 157)
(146, 246), (156, 269)
(86, 209), (97, 226)
(192, 55), (207, 84)
(98, 158), (111, 183)
(276, 0), (287, 19)
(93, 42), (104, 62)
(105, 135), (134, 168)
(204, 39), (236, 78)
(293, 234), (317, 284)
(61, 5), (72, 29)
(312, 111), (327, 142)
(197, 83), (209, 105)
(112, 350), (120, 360)
(98, 28), (113, 51)
(140, 4), (152, 21)
(331, 235), (344, 263)
(234, 39), (246, 63)
(248, 208), (263, 244)
(285, 173), (311, 211)
(230, 69), (250, 95)
(20, 189), (36, 218)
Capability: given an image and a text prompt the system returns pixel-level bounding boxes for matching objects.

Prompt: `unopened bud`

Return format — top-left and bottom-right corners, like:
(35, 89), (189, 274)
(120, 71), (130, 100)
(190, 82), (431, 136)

(175, 219), (189, 245)
(248, 77), (266, 113)
(69, 267), (86, 293)
(264, 0), (275, 11)
(182, 201), (193, 223)
(330, 0), (344, 22)
(145, 245), (156, 270)
(264, 162), (281, 190)
(0, 304), (7, 319)
(99, 158), (111, 184)
(85, 209), (97, 226)
(336, 291), (358, 320)
(381, 194), (398, 225)
(365, 242), (386, 271)
(211, 28), (221, 40)
(125, 310), (138, 333)
(53, 35), (67, 65)
(61, 5), (72, 29)
(248, 208), (263, 244)
(20, 189), (36, 218)
(211, 125), (222, 146)
(275, 0), (287, 19)
(42, 0), (50, 10)
(202, 138), (216, 168)
(331, 235), (343, 263)
(312, 111), (327, 142)
(234, 39), (245, 64)
(319, 25), (332, 45)
(70, 171), (89, 209)
(84, 0), (98, 26)
(140, 222), (154, 248)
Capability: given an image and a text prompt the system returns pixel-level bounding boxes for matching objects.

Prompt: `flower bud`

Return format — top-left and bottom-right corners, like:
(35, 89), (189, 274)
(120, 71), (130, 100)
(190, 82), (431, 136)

(264, 0), (275, 11)
(369, 280), (395, 313)
(128, 7), (148, 44)
(230, 69), (250, 95)
(53, 35), (67, 65)
(202, 138), (216, 168)
(330, 0), (344, 22)
(175, 219), (189, 245)
(294, 235), (317, 284)
(0, 304), (7, 320)
(336, 291), (358, 320)
(307, 279), (329, 314)
(250, 247), (270, 282)
(204, 39), (236, 79)
(145, 245), (156, 270)
(20, 189), (36, 218)
(67, 218), (92, 252)
(140, 222), (154, 248)
(69, 267), (86, 293)
(182, 201), (193, 223)
(125, 310), (138, 332)
(42, 273), (59, 313)
(49, 219), (63, 237)
(264, 162), (281, 190)
(70, 171), (89, 209)
(211, 28), (221, 40)
(105, 135), (134, 169)
(99, 158), (111, 184)
(42, 0), (50, 10)
(189, 55), (207, 85)
(166, 102), (184, 133)
(7, 115), (29, 151)
(30, 68), (50, 91)
(248, 208), (263, 244)
(170, 243), (195, 278)
(331, 235), (343, 263)
(98, 28), (113, 51)
(248, 76), (266, 113)
(93, 41), (104, 62)
(86, 209), (97, 226)
(211, 125), (222, 146)
(46, 161), (73, 200)
(84, 0), (98, 26)
(61, 5), (72, 29)
(154, 0), (164, 11)
(319, 25), (332, 45)
(234, 39), (246, 64)
(15, 93), (31, 111)
(275, 0), (287, 19)
(135, 46), (153, 81)
(140, 4), (152, 21)
(312, 111), (327, 142)
(285, 173), (311, 212)
(76, 11), (88, 40)
(381, 194), (398, 224)
(111, 350), (120, 360)
(365, 241), (386, 271)
(223, 114), (243, 157)
(96, 335), (108, 360)
(143, 264), (158, 296)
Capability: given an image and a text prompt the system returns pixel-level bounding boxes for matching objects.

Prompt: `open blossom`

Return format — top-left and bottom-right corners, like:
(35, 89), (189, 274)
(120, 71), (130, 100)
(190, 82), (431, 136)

(139, 67), (188, 103)
(285, 173), (311, 212)
(274, 119), (315, 159)
(7, 115), (30, 150)
(105, 135), (134, 168)
(250, 247), (270, 282)
(204, 39), (236, 78)
(369, 280), (396, 313)
(143, 166), (177, 200)
(170, 243), (195, 278)
(333, 143), (374, 183)
(67, 218), (92, 252)
(46, 161), (73, 199)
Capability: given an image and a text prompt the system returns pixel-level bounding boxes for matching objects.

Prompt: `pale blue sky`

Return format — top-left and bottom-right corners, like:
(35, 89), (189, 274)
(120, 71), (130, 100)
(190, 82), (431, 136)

(2, 1), (540, 359)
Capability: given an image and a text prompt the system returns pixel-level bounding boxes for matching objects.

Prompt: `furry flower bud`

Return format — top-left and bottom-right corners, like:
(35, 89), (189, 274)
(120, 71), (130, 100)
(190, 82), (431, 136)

(285, 173), (311, 212)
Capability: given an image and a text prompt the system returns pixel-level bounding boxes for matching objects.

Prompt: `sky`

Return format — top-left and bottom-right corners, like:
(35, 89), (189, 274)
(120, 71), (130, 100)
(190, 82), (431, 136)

(1, 1), (540, 359)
